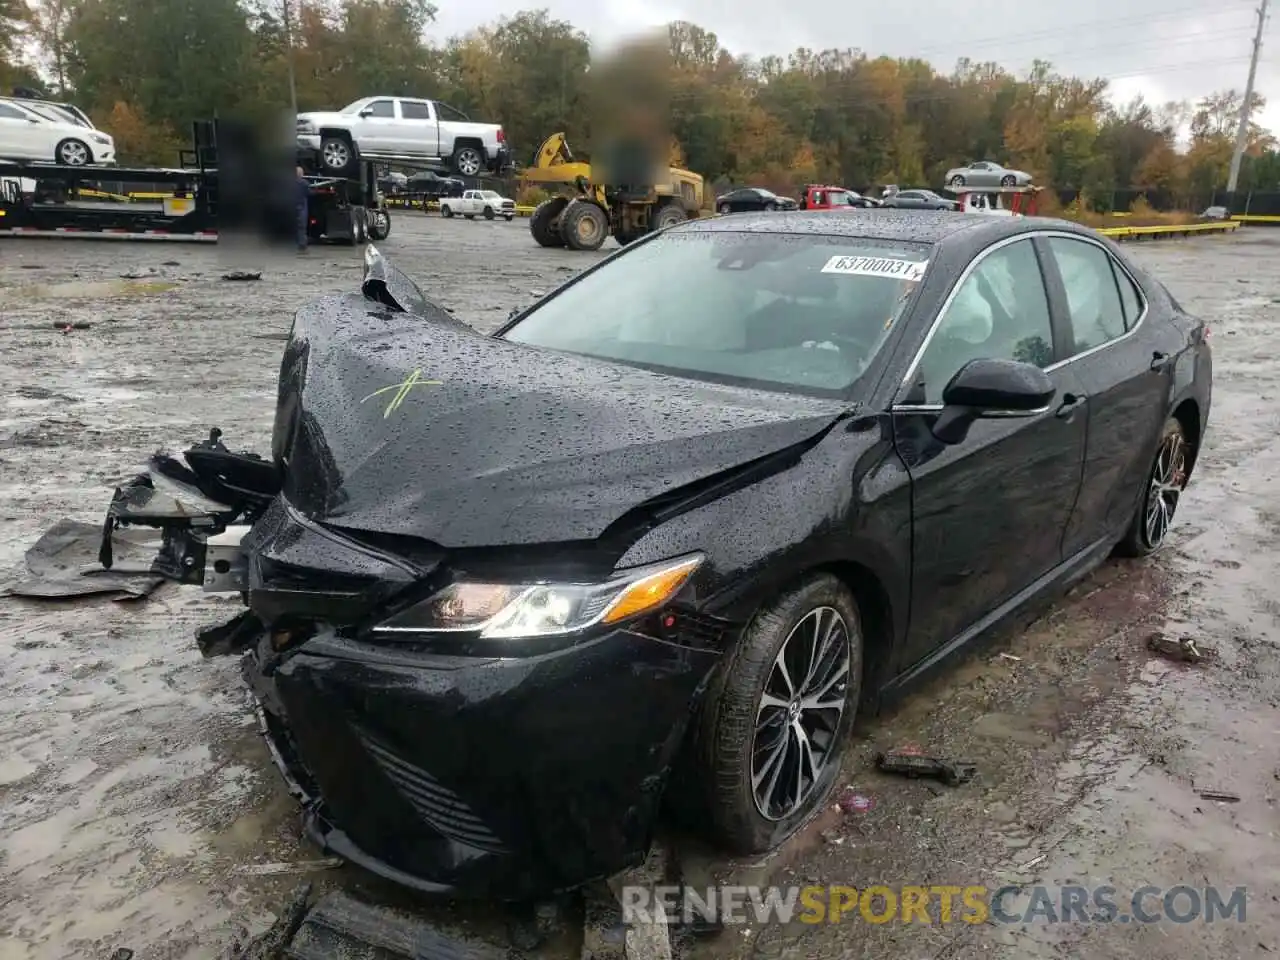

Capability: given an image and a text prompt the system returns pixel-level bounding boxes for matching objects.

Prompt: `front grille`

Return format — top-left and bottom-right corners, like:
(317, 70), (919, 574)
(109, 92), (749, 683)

(359, 730), (507, 853)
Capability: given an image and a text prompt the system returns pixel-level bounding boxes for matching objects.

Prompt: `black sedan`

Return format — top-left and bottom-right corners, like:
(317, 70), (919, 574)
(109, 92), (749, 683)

(882, 188), (959, 210)
(716, 186), (798, 214)
(103, 212), (1210, 901)
(405, 169), (465, 199)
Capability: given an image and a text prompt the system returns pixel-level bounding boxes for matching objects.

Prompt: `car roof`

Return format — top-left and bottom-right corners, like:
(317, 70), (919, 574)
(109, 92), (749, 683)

(675, 209), (1099, 247)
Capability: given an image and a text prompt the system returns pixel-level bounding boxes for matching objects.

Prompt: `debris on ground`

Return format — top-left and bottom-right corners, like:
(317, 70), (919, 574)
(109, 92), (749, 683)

(220, 882), (311, 959)
(222, 270), (262, 282)
(1147, 632), (1213, 663)
(120, 268), (158, 279)
(287, 888), (511, 959)
(52, 320), (91, 331)
(875, 746), (976, 787)
(624, 897), (673, 960)
(234, 857), (343, 877)
(835, 788), (875, 814)
(3, 518), (165, 600)
(1196, 789), (1241, 803)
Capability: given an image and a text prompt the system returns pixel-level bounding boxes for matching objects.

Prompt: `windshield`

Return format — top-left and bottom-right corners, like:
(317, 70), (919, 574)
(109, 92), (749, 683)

(502, 231), (932, 396)
(480, 191), (502, 199)
(338, 99), (368, 114)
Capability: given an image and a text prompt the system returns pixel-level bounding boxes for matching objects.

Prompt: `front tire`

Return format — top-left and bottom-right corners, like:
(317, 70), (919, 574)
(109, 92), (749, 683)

(56, 138), (92, 166)
(1116, 417), (1190, 557)
(368, 208), (390, 240)
(949, 174), (966, 187)
(560, 199), (609, 251)
(530, 197), (568, 247)
(483, 206), (495, 220)
(1000, 175), (1017, 187)
(698, 574), (863, 853)
(320, 136), (352, 173)
(718, 203), (731, 214)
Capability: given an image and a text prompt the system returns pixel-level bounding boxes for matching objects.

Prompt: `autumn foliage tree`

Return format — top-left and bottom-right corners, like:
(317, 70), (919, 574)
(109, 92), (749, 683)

(3, 0), (1276, 201)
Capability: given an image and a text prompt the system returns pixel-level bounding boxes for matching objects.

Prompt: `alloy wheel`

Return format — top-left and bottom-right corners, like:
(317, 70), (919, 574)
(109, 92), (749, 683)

(456, 149), (482, 176)
(60, 141), (89, 165)
(323, 141), (350, 169)
(1144, 431), (1188, 548)
(750, 606), (851, 821)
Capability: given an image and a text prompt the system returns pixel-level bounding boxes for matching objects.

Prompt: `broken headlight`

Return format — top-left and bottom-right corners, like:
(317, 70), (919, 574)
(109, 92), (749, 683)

(371, 554), (703, 640)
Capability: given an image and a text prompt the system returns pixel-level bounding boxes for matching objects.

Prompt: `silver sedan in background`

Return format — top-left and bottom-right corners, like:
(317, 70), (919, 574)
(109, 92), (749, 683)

(944, 161), (1033, 188)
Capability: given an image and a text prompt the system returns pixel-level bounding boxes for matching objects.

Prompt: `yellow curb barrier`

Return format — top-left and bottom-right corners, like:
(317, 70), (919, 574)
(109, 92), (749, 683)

(1231, 214), (1280, 224)
(1096, 221), (1240, 240)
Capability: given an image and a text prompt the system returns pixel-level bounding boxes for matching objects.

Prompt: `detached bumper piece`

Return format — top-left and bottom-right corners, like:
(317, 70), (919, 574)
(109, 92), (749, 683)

(99, 428), (281, 588)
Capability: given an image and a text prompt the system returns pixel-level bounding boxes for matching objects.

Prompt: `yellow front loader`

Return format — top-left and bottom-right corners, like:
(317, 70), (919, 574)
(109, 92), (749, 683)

(519, 132), (705, 251)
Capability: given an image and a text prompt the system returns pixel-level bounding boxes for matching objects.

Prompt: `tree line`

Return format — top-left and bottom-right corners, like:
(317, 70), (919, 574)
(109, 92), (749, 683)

(1, 0), (1278, 206)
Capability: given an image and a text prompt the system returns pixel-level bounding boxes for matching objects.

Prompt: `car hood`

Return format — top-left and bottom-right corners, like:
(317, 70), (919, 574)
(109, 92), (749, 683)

(297, 111), (348, 125)
(271, 248), (849, 550)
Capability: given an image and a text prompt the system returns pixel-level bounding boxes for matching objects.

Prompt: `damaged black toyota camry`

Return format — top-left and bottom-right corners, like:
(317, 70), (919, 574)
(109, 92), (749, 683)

(103, 210), (1210, 900)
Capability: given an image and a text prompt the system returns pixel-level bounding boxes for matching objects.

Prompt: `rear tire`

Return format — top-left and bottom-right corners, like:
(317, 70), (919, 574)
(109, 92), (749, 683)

(452, 145), (484, 177)
(560, 199), (609, 251)
(368, 208), (390, 241)
(718, 202), (731, 214)
(531, 197), (568, 248)
(653, 202), (687, 231)
(1000, 175), (1017, 187)
(1115, 417), (1190, 557)
(949, 174), (966, 187)
(440, 204), (453, 218)
(697, 574), (863, 854)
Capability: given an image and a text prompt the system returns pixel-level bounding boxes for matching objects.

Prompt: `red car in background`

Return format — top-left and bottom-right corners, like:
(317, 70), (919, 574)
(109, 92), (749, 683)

(798, 184), (881, 210)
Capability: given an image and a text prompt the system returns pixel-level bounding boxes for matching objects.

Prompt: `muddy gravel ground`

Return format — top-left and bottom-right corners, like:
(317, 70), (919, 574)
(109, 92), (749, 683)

(1, 218), (1278, 960)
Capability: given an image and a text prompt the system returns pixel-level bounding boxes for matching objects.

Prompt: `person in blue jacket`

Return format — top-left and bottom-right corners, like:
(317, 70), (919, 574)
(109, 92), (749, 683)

(296, 166), (309, 251)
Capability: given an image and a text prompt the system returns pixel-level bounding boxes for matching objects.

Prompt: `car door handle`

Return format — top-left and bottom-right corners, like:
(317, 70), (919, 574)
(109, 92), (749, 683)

(1150, 351), (1173, 371)
(1055, 394), (1086, 419)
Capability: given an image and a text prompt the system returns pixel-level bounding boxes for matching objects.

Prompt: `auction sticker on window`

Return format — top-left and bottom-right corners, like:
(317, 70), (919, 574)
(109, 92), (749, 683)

(821, 255), (929, 281)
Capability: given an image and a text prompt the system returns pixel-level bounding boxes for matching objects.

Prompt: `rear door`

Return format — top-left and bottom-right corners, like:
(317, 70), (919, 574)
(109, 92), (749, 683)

(0, 103), (40, 159)
(891, 234), (1089, 670)
(1037, 233), (1175, 553)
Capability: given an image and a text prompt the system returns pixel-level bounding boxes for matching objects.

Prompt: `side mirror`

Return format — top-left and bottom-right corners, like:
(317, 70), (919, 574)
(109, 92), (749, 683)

(27, 117), (39, 124)
(931, 358), (1056, 445)
(358, 108), (374, 118)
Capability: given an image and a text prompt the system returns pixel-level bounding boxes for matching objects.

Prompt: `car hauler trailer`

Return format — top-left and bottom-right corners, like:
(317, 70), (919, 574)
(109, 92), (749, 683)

(0, 119), (390, 244)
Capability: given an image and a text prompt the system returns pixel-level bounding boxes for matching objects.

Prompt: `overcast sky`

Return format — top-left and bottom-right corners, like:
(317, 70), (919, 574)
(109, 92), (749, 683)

(426, 0), (1278, 135)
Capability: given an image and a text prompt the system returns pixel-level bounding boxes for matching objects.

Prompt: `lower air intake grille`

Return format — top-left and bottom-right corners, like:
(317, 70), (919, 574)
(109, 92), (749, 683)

(359, 731), (507, 854)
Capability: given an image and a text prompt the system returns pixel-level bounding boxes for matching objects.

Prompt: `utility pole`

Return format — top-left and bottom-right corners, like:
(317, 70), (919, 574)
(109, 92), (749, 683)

(1226, 0), (1270, 194)
(283, 0), (299, 117)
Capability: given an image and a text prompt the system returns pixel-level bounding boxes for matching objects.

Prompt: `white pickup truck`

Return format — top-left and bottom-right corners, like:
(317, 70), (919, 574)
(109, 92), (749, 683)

(440, 189), (516, 221)
(297, 97), (510, 178)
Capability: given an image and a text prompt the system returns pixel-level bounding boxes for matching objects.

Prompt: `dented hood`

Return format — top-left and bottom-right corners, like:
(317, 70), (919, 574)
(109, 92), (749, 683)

(270, 250), (846, 549)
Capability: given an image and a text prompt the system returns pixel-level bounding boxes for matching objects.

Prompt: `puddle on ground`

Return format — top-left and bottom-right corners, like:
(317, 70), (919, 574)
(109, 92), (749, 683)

(9, 279), (178, 299)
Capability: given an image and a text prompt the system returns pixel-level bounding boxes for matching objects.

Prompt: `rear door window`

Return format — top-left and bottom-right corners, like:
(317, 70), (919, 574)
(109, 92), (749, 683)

(1046, 237), (1127, 354)
(400, 101), (432, 121)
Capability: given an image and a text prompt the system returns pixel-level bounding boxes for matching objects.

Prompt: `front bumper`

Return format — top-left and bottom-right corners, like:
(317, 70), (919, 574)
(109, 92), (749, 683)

(243, 623), (720, 900)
